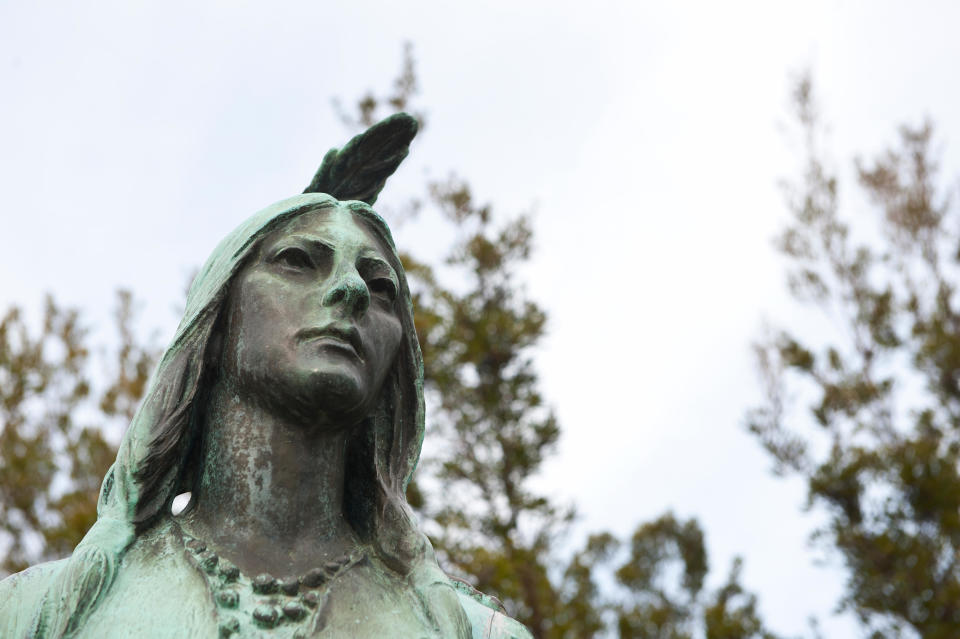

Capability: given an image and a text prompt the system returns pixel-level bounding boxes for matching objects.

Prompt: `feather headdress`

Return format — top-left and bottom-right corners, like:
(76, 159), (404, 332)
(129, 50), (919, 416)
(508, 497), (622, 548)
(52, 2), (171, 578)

(303, 112), (419, 204)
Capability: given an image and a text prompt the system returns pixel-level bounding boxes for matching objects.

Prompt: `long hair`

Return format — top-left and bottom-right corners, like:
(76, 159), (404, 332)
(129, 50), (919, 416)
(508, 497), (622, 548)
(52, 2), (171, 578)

(28, 194), (469, 638)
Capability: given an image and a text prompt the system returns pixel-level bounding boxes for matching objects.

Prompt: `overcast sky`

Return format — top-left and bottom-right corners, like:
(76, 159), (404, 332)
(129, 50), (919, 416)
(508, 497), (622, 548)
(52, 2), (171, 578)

(4, 1), (960, 636)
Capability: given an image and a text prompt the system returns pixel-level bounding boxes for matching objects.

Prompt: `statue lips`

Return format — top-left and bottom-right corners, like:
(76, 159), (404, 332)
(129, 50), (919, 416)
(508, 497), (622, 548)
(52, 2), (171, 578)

(296, 325), (363, 361)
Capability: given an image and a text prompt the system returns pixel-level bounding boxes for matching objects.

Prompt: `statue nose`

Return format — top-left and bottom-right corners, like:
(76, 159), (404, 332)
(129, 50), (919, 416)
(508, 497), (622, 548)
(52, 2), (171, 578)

(321, 271), (370, 317)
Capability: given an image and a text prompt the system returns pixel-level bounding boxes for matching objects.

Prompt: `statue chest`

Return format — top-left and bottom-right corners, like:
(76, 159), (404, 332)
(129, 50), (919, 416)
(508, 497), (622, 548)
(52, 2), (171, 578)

(75, 526), (442, 639)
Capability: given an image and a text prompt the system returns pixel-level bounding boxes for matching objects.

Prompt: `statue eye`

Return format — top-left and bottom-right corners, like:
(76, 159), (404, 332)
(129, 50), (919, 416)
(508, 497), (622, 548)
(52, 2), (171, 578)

(274, 247), (314, 270)
(368, 278), (397, 302)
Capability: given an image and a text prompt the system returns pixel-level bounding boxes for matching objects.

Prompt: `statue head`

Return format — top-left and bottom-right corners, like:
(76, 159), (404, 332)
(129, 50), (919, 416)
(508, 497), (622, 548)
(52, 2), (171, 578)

(221, 204), (405, 429)
(120, 193), (428, 568)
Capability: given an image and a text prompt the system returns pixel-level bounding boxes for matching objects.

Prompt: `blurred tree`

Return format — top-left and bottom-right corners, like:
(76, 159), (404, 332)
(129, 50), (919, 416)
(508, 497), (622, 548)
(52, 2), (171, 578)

(0, 291), (156, 574)
(349, 44), (785, 639)
(748, 72), (960, 638)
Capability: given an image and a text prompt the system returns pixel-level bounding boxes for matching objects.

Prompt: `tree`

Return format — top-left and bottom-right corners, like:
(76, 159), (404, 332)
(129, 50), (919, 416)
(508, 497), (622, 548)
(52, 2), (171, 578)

(407, 175), (783, 639)
(348, 45), (785, 639)
(748, 72), (960, 638)
(0, 291), (156, 574)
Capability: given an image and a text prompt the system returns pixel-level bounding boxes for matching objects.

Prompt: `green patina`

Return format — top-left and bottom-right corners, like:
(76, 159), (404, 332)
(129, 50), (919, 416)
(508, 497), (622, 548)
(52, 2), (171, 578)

(0, 115), (531, 639)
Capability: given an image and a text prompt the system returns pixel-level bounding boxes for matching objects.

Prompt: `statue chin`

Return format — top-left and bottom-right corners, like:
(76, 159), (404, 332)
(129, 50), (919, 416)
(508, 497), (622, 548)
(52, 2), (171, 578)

(236, 363), (374, 430)
(295, 367), (376, 428)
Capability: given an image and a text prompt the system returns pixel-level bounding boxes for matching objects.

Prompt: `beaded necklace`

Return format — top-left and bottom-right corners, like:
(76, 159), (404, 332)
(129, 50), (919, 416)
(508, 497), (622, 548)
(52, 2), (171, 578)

(179, 529), (365, 638)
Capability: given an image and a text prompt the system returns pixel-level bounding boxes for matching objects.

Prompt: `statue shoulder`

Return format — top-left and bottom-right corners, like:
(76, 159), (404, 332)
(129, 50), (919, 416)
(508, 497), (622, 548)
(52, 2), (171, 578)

(0, 558), (67, 636)
(450, 578), (534, 639)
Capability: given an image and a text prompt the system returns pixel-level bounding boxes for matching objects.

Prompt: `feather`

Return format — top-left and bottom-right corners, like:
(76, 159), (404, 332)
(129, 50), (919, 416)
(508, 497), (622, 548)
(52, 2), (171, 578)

(303, 112), (419, 205)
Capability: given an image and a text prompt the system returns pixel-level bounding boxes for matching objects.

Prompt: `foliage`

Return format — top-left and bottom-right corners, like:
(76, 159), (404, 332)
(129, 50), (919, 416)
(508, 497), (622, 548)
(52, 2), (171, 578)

(351, 45), (784, 639)
(610, 513), (782, 639)
(748, 72), (960, 638)
(0, 291), (156, 575)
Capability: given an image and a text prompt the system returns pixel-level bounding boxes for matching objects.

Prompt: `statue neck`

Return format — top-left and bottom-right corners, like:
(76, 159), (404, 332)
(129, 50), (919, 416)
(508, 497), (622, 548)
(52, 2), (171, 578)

(180, 377), (360, 576)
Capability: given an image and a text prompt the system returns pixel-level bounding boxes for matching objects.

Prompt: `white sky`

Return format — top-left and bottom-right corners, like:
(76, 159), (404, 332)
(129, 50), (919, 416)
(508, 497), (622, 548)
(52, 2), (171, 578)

(3, 1), (960, 636)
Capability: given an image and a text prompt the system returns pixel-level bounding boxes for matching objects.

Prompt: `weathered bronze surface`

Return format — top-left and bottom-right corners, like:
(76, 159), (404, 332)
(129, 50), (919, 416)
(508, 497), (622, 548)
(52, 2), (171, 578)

(0, 114), (531, 639)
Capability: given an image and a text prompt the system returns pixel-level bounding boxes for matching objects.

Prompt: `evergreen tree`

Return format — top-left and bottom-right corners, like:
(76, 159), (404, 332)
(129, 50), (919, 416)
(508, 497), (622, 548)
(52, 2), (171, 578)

(749, 72), (960, 638)
(348, 45), (785, 639)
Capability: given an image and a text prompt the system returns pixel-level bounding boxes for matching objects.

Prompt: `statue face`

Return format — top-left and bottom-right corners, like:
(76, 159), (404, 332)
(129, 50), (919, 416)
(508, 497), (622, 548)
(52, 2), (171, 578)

(221, 206), (403, 427)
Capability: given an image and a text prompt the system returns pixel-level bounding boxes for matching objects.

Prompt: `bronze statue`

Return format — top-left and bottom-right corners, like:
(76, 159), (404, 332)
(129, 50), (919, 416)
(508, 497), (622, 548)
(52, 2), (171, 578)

(0, 115), (532, 638)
